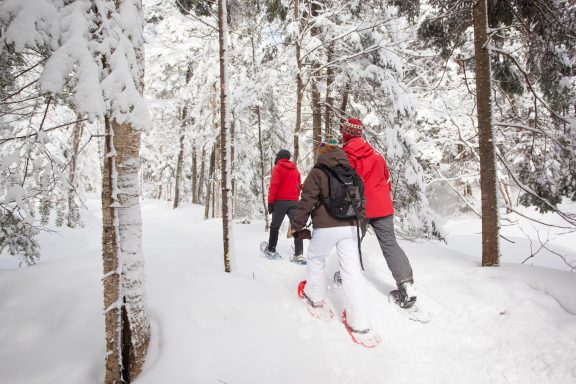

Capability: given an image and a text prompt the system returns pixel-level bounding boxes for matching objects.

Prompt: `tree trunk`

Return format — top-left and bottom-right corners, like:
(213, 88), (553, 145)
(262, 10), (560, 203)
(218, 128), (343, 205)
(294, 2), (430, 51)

(101, 116), (122, 384)
(324, 44), (334, 139)
(230, 112), (236, 218)
(100, 1), (150, 382)
(192, 146), (198, 204)
(218, 0), (234, 272)
(339, 81), (350, 124)
(473, 0), (500, 267)
(310, 0), (322, 161)
(198, 147), (206, 203)
(173, 110), (186, 209)
(67, 117), (84, 227)
(256, 106), (270, 230)
(293, 0), (303, 165)
(205, 145), (215, 220)
(173, 67), (192, 209)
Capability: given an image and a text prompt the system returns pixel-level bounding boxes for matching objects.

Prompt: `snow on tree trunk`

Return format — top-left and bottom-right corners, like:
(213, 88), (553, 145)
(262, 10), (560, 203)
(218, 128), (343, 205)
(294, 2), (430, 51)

(256, 105), (270, 230)
(192, 146), (198, 204)
(473, 0), (500, 267)
(324, 44), (334, 138)
(293, 0), (303, 165)
(99, 0), (150, 382)
(67, 117), (84, 228)
(173, 107), (187, 209)
(310, 0), (322, 160)
(218, 0), (235, 272)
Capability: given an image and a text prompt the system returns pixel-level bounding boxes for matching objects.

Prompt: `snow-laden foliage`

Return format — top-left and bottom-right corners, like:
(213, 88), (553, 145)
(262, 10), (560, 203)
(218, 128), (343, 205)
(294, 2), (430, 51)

(412, 0), (576, 228)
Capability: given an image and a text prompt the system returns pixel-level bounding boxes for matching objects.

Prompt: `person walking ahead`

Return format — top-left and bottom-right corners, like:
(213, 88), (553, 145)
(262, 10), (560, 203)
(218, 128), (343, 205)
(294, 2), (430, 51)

(264, 149), (304, 263)
(291, 141), (380, 347)
(341, 117), (417, 308)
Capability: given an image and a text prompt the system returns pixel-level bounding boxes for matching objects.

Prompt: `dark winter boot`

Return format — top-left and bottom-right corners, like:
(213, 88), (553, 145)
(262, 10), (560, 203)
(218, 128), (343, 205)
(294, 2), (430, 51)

(397, 282), (417, 308)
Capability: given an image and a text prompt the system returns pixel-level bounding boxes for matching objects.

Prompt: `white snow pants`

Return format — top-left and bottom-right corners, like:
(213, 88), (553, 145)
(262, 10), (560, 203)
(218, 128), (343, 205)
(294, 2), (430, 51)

(304, 226), (372, 330)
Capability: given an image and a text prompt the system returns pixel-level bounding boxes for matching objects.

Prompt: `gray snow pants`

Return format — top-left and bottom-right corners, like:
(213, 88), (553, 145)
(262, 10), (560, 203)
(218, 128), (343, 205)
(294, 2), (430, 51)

(268, 200), (303, 256)
(369, 215), (414, 287)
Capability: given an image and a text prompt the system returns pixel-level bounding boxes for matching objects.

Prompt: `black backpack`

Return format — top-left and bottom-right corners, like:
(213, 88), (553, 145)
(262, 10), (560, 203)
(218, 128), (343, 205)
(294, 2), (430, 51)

(314, 163), (367, 269)
(314, 163), (364, 220)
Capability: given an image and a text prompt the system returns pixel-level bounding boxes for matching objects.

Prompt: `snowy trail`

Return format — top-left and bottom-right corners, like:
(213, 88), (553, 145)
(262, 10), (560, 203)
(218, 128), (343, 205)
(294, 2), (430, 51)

(135, 201), (576, 384)
(0, 199), (575, 384)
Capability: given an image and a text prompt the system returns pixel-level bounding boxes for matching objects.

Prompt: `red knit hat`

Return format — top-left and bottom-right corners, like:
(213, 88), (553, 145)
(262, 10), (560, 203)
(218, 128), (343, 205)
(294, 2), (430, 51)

(341, 117), (364, 142)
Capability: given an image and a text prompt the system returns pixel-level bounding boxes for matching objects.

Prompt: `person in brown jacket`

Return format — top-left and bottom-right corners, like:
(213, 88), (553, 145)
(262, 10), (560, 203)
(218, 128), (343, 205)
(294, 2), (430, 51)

(290, 140), (380, 348)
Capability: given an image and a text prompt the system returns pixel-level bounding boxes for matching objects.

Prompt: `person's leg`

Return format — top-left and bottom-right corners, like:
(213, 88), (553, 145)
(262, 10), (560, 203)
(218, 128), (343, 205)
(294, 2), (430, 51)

(370, 215), (414, 287)
(304, 227), (338, 304)
(336, 226), (371, 330)
(286, 202), (304, 255)
(268, 201), (290, 252)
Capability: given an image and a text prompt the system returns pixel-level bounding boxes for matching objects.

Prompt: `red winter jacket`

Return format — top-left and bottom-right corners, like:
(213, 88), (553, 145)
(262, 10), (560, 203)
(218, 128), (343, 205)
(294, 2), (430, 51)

(268, 159), (301, 203)
(343, 137), (394, 218)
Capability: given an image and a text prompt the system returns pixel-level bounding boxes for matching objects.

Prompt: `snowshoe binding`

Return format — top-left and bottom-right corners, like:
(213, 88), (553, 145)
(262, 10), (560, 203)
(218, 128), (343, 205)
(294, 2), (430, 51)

(388, 284), (430, 323)
(390, 282), (417, 308)
(341, 311), (381, 348)
(297, 280), (334, 321)
(291, 253), (307, 265)
(260, 241), (281, 260)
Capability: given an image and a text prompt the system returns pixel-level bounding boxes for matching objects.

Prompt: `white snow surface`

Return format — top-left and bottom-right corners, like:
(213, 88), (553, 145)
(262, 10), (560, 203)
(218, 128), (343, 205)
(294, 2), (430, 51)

(0, 198), (575, 384)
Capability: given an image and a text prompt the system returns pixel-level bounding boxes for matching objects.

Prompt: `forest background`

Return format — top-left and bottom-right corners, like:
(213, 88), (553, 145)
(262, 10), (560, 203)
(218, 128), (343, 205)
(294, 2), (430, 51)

(1, 0), (575, 383)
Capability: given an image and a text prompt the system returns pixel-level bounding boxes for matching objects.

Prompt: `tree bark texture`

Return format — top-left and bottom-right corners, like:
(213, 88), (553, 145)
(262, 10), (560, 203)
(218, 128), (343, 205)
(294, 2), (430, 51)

(256, 105), (270, 230)
(218, 0), (234, 272)
(101, 2), (150, 382)
(473, 0), (500, 267)
(192, 146), (198, 204)
(173, 109), (186, 209)
(310, 0), (322, 161)
(293, 0), (303, 165)
(198, 147), (205, 203)
(67, 117), (84, 227)
(324, 44), (334, 139)
(205, 145), (215, 220)
(102, 116), (122, 384)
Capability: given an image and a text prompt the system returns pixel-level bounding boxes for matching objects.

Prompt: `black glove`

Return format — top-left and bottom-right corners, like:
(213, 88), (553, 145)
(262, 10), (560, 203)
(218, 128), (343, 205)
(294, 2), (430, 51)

(268, 203), (274, 214)
(293, 228), (311, 240)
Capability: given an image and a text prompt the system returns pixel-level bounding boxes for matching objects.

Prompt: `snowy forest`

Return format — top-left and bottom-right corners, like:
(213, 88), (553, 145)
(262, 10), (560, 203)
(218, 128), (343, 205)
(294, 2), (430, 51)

(1, 0), (575, 383)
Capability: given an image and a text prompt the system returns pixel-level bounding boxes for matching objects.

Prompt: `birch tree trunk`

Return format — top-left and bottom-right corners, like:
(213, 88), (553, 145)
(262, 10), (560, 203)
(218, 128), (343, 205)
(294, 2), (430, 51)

(100, 1), (150, 382)
(473, 0), (500, 266)
(218, 0), (234, 272)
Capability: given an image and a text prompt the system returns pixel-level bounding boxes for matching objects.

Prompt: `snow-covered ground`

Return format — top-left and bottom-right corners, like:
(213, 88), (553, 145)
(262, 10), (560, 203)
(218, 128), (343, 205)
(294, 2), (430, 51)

(0, 198), (575, 384)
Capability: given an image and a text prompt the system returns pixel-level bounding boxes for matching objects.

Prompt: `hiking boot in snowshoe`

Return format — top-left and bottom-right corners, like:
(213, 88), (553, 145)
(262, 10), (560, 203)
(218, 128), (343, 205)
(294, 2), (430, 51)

(291, 253), (307, 265)
(341, 311), (381, 348)
(396, 282), (417, 308)
(298, 280), (334, 321)
(260, 241), (281, 260)
(333, 271), (342, 286)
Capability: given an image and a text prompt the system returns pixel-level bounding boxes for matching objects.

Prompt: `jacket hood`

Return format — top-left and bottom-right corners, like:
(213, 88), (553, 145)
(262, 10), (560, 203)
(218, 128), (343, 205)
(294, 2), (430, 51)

(343, 137), (375, 160)
(316, 147), (350, 168)
(276, 158), (296, 170)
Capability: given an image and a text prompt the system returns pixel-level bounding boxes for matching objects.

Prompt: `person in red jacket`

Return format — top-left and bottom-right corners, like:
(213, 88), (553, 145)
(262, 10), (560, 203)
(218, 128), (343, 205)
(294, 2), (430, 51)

(341, 117), (417, 308)
(264, 149), (304, 263)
